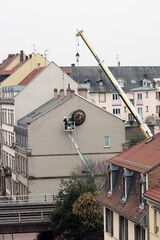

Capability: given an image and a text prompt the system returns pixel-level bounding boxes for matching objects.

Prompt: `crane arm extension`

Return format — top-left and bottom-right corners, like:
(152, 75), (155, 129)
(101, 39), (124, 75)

(68, 133), (94, 178)
(76, 30), (153, 139)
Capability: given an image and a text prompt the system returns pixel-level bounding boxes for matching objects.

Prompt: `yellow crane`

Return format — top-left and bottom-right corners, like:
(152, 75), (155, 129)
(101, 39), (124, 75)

(76, 30), (153, 140)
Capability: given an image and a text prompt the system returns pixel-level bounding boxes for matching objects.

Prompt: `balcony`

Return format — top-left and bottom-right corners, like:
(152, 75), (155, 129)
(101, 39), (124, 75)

(3, 166), (12, 177)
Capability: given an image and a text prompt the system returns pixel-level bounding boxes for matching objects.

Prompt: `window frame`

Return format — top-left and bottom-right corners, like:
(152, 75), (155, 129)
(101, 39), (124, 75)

(103, 136), (110, 148)
(99, 93), (106, 103)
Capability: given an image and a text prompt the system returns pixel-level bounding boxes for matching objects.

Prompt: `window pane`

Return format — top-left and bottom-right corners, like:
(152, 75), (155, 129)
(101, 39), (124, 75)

(104, 136), (110, 147)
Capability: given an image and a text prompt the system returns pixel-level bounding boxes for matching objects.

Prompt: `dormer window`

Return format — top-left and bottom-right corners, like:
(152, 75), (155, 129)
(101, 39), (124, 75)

(122, 168), (133, 202)
(84, 79), (91, 89)
(97, 79), (104, 87)
(107, 163), (118, 194)
(139, 174), (146, 208)
(117, 78), (125, 88)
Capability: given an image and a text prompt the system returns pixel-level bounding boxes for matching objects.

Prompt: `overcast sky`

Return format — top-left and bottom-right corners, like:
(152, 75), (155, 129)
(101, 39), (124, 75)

(1, 0), (160, 66)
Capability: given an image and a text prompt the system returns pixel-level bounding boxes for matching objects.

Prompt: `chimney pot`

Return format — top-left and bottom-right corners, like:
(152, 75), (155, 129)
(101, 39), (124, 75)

(60, 89), (65, 98)
(20, 50), (24, 62)
(54, 88), (58, 99)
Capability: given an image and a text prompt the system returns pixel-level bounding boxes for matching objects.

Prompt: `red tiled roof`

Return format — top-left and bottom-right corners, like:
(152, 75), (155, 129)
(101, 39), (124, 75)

(144, 187), (160, 203)
(0, 54), (17, 71)
(96, 171), (146, 224)
(107, 133), (160, 173)
(62, 67), (72, 74)
(18, 67), (45, 86)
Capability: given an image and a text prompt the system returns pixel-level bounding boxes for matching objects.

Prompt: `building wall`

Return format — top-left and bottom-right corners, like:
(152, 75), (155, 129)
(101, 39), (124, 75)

(15, 62), (79, 122)
(27, 96), (125, 194)
(133, 90), (156, 121)
(1, 54), (49, 87)
(148, 203), (160, 240)
(104, 209), (140, 240)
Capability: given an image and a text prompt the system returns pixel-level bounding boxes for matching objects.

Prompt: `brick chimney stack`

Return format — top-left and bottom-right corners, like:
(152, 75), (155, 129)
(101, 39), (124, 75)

(78, 87), (87, 99)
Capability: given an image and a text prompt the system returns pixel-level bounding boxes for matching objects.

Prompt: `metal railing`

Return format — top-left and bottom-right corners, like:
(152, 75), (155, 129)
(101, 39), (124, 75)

(0, 194), (56, 205)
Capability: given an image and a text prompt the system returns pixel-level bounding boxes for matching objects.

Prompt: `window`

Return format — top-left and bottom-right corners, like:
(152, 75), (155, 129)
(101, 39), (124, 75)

(108, 164), (118, 193)
(134, 225), (145, 240)
(106, 208), (113, 236)
(154, 210), (160, 234)
(122, 168), (133, 201)
(138, 93), (142, 100)
(138, 108), (143, 114)
(119, 216), (128, 240)
(139, 174), (146, 208)
(98, 80), (104, 87)
(113, 93), (120, 100)
(156, 92), (160, 100)
(113, 108), (120, 115)
(146, 106), (149, 112)
(145, 92), (148, 98)
(156, 105), (160, 117)
(104, 136), (110, 147)
(99, 93), (106, 102)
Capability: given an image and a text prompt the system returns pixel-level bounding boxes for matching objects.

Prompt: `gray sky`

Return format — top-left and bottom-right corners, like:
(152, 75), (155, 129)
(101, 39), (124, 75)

(1, 0), (160, 66)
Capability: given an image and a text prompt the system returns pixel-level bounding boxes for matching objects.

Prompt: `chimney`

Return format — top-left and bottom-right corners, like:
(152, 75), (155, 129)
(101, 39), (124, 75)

(66, 84), (72, 97)
(59, 89), (65, 98)
(78, 87), (87, 98)
(71, 63), (75, 67)
(20, 50), (24, 62)
(118, 61), (120, 67)
(71, 90), (75, 97)
(25, 56), (28, 61)
(29, 54), (32, 59)
(54, 88), (58, 99)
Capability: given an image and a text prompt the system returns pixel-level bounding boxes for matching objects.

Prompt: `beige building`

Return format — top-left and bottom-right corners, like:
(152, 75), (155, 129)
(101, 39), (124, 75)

(1, 52), (49, 87)
(144, 187), (160, 240)
(13, 90), (125, 195)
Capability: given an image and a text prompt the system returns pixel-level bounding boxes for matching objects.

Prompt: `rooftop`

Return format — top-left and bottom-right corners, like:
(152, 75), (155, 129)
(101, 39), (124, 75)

(18, 67), (45, 86)
(144, 187), (160, 203)
(18, 95), (71, 126)
(62, 66), (160, 92)
(107, 133), (160, 173)
(96, 171), (146, 224)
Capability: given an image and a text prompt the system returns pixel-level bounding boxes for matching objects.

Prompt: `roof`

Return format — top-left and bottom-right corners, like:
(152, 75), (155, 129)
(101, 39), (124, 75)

(0, 54), (17, 71)
(107, 133), (160, 173)
(96, 171), (146, 224)
(18, 67), (45, 86)
(18, 96), (71, 125)
(62, 66), (160, 92)
(144, 187), (160, 203)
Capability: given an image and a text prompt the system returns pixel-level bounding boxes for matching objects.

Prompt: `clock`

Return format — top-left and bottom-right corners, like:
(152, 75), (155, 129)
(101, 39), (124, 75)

(71, 109), (86, 126)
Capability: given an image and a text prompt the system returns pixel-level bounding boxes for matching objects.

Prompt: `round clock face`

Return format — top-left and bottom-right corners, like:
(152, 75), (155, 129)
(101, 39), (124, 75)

(73, 110), (86, 126)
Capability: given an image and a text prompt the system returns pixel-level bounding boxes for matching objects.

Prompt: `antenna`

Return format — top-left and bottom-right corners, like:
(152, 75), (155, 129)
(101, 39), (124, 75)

(32, 44), (37, 54)
(44, 49), (49, 66)
(116, 54), (120, 67)
(76, 33), (80, 85)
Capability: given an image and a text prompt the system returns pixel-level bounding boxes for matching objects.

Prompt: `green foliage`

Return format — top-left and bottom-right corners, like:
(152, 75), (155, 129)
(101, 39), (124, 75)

(51, 177), (103, 240)
(72, 192), (103, 228)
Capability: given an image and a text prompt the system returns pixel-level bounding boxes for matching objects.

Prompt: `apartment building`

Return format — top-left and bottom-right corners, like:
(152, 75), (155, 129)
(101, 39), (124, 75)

(63, 65), (160, 123)
(96, 133), (160, 240)
(11, 90), (125, 195)
(0, 62), (93, 196)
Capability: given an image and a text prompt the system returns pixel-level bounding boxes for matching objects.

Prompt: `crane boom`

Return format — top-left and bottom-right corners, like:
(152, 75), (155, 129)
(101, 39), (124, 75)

(76, 30), (153, 140)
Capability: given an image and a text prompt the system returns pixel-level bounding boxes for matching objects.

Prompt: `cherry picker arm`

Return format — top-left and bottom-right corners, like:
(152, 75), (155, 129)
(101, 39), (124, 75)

(76, 30), (153, 140)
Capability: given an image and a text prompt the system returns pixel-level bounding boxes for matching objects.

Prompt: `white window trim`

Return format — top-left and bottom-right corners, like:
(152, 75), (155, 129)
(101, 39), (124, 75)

(104, 136), (110, 148)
